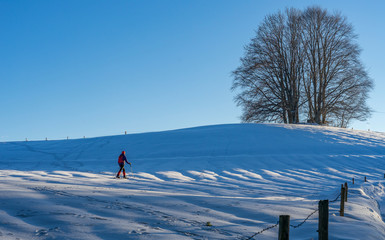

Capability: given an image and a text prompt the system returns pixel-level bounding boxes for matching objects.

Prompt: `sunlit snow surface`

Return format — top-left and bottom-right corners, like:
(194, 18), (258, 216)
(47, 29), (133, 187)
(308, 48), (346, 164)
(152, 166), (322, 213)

(1, 123), (385, 239)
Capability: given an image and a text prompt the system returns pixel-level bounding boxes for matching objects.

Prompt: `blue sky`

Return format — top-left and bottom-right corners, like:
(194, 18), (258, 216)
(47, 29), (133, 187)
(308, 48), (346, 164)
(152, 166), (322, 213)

(1, 0), (384, 141)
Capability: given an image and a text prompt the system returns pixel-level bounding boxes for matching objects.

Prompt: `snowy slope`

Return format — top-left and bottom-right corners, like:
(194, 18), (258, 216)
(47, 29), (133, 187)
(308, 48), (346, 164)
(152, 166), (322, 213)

(1, 123), (385, 239)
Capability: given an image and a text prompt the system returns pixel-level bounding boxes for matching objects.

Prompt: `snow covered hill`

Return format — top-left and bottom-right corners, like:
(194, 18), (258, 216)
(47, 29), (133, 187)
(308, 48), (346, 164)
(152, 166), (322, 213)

(1, 123), (385, 239)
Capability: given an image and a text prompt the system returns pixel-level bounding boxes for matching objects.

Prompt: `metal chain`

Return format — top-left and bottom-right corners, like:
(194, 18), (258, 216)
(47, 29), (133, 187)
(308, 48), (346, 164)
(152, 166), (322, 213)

(330, 193), (341, 203)
(290, 208), (318, 228)
(245, 221), (279, 240)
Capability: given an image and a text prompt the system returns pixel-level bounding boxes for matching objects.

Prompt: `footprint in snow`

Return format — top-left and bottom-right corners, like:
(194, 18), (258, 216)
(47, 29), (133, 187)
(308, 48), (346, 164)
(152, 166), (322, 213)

(129, 229), (147, 235)
(35, 229), (48, 236)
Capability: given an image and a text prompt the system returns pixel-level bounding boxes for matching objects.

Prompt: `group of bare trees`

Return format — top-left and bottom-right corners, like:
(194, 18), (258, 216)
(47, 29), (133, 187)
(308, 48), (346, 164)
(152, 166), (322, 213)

(232, 6), (372, 127)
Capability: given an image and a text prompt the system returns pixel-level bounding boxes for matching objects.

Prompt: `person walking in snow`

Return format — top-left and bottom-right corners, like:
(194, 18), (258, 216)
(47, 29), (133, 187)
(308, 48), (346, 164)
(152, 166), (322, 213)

(116, 151), (131, 178)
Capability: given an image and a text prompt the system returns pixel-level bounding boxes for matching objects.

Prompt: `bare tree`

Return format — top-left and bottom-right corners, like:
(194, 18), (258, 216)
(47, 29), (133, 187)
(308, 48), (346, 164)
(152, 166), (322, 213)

(301, 7), (372, 126)
(232, 6), (372, 127)
(232, 8), (305, 123)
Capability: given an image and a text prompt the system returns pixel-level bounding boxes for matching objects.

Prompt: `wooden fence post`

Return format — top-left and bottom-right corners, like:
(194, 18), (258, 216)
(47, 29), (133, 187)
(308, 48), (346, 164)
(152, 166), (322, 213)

(278, 215), (290, 240)
(318, 200), (329, 240)
(344, 182), (348, 202)
(340, 184), (345, 216)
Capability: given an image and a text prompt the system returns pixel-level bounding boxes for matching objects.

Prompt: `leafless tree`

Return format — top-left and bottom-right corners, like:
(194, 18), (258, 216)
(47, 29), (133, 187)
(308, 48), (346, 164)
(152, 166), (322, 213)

(232, 8), (305, 123)
(232, 6), (372, 127)
(301, 6), (372, 126)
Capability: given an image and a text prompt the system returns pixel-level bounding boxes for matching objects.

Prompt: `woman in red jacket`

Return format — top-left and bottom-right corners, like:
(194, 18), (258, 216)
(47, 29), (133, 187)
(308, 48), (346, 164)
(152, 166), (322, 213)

(116, 151), (131, 178)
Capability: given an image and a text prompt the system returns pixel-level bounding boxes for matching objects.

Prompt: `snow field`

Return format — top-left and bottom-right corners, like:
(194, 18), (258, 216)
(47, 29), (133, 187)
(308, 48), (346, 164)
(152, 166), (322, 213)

(1, 123), (385, 239)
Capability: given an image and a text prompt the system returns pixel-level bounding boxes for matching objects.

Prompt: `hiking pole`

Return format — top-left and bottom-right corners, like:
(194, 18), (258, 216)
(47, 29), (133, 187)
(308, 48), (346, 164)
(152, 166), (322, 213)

(130, 164), (134, 179)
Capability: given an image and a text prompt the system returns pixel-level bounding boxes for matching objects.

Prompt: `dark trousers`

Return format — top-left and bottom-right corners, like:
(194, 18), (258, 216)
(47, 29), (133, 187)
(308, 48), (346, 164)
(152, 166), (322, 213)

(116, 163), (126, 177)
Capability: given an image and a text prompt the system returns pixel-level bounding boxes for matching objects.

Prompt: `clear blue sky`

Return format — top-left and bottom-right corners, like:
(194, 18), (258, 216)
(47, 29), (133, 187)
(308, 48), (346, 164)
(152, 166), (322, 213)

(1, 0), (384, 141)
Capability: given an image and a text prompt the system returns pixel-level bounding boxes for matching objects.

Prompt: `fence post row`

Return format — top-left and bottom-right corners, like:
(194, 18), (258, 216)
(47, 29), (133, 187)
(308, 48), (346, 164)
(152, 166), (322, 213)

(247, 179), (357, 239)
(318, 200), (329, 240)
(279, 215), (290, 240)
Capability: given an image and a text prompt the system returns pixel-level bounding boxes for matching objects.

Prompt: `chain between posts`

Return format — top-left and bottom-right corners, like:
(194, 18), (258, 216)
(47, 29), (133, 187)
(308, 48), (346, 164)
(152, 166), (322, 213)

(290, 208), (318, 229)
(330, 192), (341, 203)
(245, 221), (279, 240)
